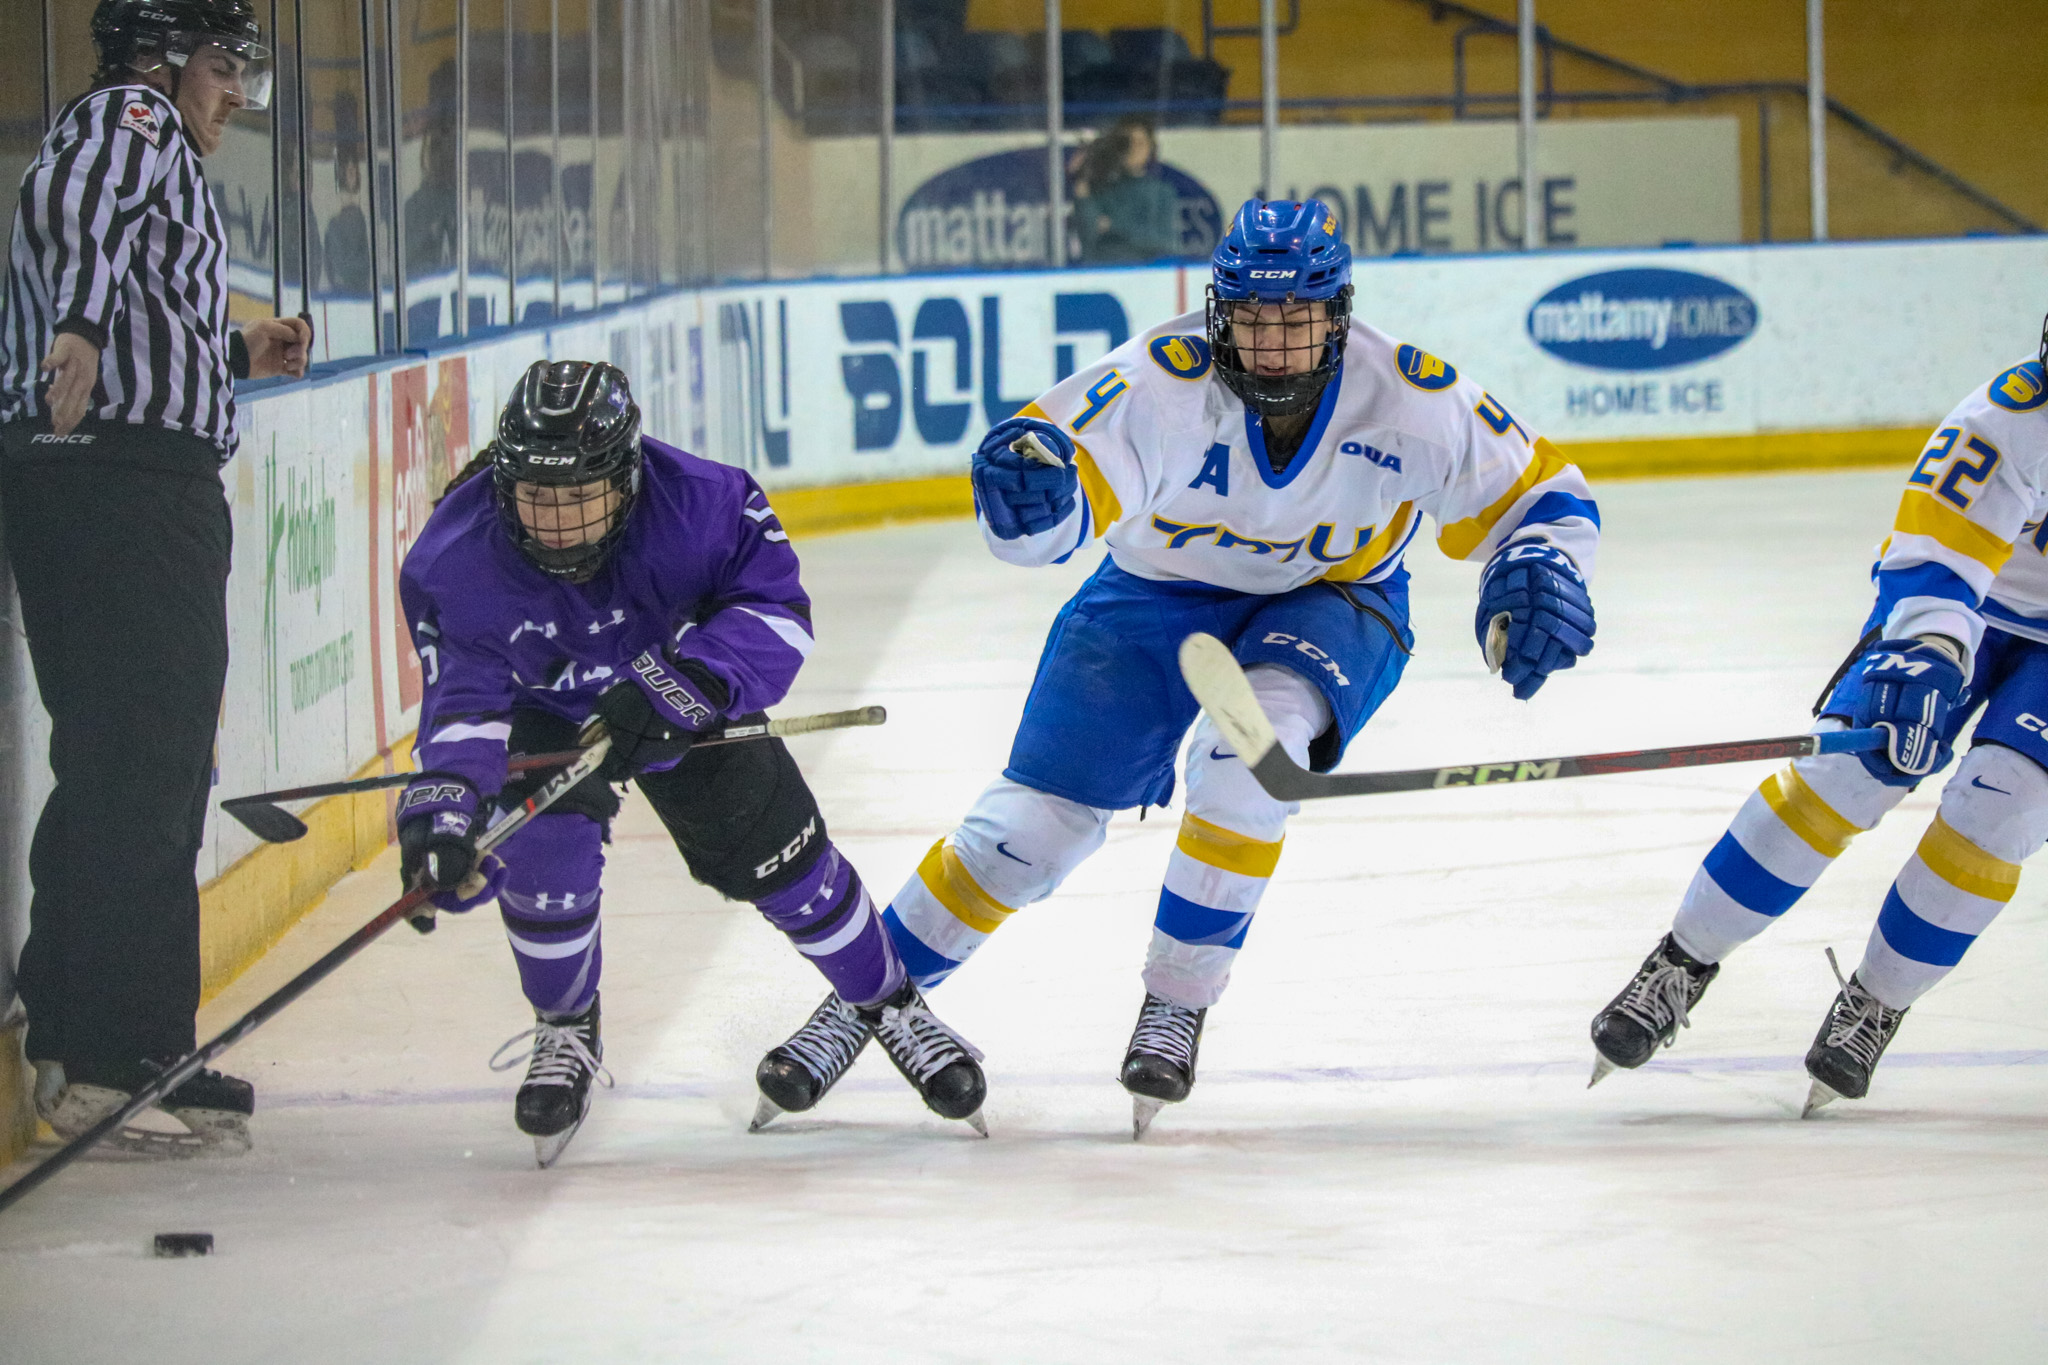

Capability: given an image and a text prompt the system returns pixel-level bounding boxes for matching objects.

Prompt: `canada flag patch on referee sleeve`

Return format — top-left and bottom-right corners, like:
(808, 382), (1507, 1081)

(118, 101), (163, 147)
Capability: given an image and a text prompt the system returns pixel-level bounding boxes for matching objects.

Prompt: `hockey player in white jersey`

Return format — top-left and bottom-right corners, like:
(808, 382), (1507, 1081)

(757, 198), (1600, 1135)
(1590, 324), (2048, 1114)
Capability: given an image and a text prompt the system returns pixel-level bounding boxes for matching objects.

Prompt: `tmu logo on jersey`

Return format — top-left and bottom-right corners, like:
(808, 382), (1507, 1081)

(1527, 268), (1757, 371)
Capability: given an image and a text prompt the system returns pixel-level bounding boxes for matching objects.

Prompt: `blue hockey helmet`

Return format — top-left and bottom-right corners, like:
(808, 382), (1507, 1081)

(1206, 198), (1355, 418)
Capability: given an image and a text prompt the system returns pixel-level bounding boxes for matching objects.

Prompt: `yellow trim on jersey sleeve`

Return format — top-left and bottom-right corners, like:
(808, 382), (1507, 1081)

(1760, 766), (1863, 858)
(915, 838), (1018, 934)
(1021, 401), (1121, 535)
(1175, 812), (1285, 878)
(1917, 814), (2020, 902)
(1319, 502), (1417, 583)
(1892, 489), (2014, 575)
(1437, 437), (1572, 561)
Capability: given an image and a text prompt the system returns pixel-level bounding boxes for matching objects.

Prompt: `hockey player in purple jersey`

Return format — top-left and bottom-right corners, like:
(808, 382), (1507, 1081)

(398, 360), (986, 1164)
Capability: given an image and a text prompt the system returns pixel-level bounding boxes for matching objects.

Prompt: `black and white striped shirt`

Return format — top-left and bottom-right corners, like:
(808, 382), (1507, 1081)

(1, 85), (239, 458)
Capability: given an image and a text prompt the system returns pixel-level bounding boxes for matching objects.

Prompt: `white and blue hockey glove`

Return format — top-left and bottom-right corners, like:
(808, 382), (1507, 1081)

(1846, 638), (1966, 786)
(1475, 541), (1596, 701)
(971, 416), (1078, 541)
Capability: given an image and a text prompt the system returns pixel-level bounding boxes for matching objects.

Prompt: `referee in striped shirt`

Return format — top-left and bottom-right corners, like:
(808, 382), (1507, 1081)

(0, 0), (309, 1150)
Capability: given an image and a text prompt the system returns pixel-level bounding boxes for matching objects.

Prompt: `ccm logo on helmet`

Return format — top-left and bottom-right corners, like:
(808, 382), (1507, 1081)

(1249, 270), (1297, 279)
(527, 454), (577, 465)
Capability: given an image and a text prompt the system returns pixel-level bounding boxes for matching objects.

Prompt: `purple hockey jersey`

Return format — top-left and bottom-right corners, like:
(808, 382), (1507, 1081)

(400, 437), (813, 796)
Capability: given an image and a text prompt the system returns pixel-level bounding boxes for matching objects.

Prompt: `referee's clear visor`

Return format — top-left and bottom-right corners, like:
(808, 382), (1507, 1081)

(164, 33), (274, 112)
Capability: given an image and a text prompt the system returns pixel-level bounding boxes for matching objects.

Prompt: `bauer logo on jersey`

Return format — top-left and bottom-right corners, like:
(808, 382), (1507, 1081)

(1149, 335), (1212, 381)
(1396, 345), (1458, 392)
(119, 100), (164, 147)
(1990, 361), (2048, 413)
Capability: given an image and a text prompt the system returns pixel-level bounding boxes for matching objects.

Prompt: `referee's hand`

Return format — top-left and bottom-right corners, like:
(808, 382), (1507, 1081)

(39, 333), (100, 438)
(243, 317), (313, 381)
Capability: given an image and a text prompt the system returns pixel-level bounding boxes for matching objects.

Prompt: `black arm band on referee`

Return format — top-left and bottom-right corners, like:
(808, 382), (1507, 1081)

(52, 316), (108, 351)
(228, 330), (251, 380)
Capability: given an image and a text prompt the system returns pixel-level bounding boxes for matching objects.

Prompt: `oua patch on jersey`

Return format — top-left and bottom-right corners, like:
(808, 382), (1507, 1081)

(118, 99), (164, 147)
(1989, 361), (2047, 413)
(1149, 334), (1212, 381)
(1396, 343), (1457, 392)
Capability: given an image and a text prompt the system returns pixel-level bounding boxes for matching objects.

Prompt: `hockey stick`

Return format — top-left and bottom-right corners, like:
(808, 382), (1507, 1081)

(221, 705), (888, 844)
(1177, 632), (1887, 802)
(0, 738), (612, 1216)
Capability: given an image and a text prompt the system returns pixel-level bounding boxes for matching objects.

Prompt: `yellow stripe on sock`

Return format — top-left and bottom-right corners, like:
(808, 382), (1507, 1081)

(1916, 814), (2021, 902)
(1175, 813), (1284, 879)
(916, 839), (1017, 935)
(1760, 766), (1863, 858)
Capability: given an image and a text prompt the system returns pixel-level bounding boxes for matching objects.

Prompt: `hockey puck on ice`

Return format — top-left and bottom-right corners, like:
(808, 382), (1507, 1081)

(152, 1232), (214, 1258)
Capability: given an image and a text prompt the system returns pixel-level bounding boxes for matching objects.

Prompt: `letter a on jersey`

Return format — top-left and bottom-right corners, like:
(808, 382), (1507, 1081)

(1188, 442), (1231, 496)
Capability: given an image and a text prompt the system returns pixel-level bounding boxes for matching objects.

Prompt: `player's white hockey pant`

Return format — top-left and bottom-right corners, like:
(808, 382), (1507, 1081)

(1672, 732), (2048, 1009)
(882, 666), (1330, 1008)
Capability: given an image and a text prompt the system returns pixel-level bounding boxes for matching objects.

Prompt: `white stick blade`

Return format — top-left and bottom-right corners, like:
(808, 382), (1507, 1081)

(1176, 633), (1278, 766)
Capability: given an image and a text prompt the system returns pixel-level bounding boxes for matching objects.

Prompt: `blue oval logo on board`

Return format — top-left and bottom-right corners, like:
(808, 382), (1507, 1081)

(1526, 268), (1758, 371)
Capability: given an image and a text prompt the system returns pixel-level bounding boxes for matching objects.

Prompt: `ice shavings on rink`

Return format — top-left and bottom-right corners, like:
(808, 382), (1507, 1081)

(5, 469), (2048, 1364)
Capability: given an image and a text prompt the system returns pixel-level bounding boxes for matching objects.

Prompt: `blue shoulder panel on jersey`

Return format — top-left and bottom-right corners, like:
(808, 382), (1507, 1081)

(1989, 360), (2047, 413)
(1395, 344), (1458, 392)
(1149, 335), (1212, 380)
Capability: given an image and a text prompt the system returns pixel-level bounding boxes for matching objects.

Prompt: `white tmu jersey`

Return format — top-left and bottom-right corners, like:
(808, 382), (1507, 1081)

(987, 310), (1601, 592)
(1872, 358), (2048, 666)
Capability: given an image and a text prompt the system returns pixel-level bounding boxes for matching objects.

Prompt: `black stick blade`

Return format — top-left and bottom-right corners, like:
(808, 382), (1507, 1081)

(222, 799), (310, 844)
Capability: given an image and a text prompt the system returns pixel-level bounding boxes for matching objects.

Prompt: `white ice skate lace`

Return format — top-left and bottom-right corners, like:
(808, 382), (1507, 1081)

(1130, 995), (1201, 1069)
(1820, 946), (1903, 1068)
(1614, 956), (1702, 1046)
(490, 1017), (615, 1092)
(778, 996), (873, 1085)
(872, 1000), (985, 1084)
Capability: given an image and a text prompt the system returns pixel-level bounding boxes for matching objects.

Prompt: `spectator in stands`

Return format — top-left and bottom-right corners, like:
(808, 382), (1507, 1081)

(1070, 118), (1181, 265)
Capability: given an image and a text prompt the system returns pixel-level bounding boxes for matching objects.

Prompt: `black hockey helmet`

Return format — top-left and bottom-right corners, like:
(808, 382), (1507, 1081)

(492, 360), (643, 583)
(92, 0), (272, 109)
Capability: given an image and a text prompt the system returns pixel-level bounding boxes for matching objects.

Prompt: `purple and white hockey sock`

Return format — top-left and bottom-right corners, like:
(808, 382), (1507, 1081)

(495, 814), (607, 1018)
(755, 842), (903, 1008)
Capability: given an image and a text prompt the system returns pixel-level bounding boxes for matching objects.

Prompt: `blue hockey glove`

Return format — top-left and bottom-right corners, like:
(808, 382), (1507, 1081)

(1846, 638), (1966, 786)
(592, 648), (725, 781)
(971, 416), (1079, 541)
(1475, 541), (1596, 701)
(397, 776), (481, 892)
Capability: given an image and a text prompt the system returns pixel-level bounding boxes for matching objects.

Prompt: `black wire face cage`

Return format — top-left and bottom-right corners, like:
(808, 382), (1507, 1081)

(491, 447), (642, 584)
(2039, 309), (2047, 373)
(1206, 285), (1354, 419)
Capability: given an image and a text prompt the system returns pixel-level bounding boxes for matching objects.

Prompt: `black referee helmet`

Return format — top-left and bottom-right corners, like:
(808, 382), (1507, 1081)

(91, 0), (271, 108)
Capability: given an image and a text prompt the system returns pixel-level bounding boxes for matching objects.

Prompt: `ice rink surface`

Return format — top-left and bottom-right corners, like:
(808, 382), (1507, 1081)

(6, 469), (2048, 1363)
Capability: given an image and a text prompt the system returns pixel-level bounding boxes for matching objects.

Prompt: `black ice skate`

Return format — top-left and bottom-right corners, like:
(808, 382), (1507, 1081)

(33, 1059), (255, 1158)
(490, 994), (611, 1168)
(1802, 948), (1909, 1118)
(1121, 993), (1205, 1139)
(751, 992), (873, 1132)
(1588, 933), (1720, 1087)
(861, 983), (988, 1135)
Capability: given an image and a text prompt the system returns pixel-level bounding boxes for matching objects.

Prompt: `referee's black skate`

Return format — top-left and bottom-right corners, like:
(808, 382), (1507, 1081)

(33, 1059), (254, 1158)
(1121, 993), (1205, 1139)
(491, 994), (611, 1168)
(1588, 933), (1720, 1087)
(862, 983), (988, 1135)
(1802, 948), (1909, 1118)
(751, 992), (873, 1131)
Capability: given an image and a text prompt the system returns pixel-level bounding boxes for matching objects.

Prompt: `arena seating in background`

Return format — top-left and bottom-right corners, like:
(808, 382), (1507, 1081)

(712, 0), (1231, 135)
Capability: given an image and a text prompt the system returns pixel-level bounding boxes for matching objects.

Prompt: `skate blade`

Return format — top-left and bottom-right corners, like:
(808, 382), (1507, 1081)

(532, 1118), (586, 1169)
(43, 1092), (248, 1159)
(1131, 1095), (1166, 1141)
(962, 1109), (988, 1139)
(748, 1095), (785, 1133)
(1801, 1079), (1842, 1119)
(1588, 1055), (1617, 1089)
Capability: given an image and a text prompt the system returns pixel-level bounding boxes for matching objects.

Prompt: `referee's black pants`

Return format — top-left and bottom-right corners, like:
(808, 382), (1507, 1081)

(2, 420), (230, 1088)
